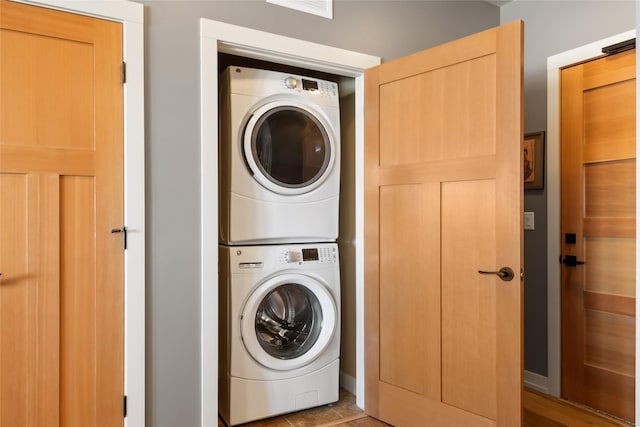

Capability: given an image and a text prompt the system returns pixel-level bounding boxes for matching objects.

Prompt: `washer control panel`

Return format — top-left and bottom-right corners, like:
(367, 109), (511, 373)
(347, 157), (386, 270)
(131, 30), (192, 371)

(280, 245), (338, 265)
(229, 243), (339, 272)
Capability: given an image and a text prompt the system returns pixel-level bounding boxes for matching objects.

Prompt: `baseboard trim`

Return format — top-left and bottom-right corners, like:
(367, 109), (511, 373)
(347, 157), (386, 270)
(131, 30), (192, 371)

(524, 370), (550, 394)
(339, 371), (357, 396)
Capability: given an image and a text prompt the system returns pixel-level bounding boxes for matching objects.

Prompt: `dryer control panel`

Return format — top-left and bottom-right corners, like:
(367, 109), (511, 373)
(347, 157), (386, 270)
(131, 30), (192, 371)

(283, 75), (338, 98)
(227, 66), (340, 107)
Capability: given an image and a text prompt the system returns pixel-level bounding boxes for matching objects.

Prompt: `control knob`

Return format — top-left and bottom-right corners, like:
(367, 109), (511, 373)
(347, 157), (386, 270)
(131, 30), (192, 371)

(284, 77), (298, 89)
(285, 250), (302, 263)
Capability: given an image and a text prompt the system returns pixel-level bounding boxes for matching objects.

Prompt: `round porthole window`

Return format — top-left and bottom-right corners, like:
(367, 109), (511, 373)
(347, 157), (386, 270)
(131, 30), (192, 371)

(255, 283), (322, 360)
(240, 273), (337, 371)
(243, 101), (336, 195)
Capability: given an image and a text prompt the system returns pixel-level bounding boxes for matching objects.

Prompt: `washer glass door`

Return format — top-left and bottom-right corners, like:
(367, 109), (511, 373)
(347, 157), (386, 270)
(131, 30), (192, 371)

(244, 102), (335, 195)
(241, 273), (337, 371)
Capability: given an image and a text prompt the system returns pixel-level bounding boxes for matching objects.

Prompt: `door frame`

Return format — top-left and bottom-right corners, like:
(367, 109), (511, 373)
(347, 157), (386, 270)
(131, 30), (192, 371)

(545, 29), (637, 416)
(6, 1), (146, 426)
(200, 19), (380, 427)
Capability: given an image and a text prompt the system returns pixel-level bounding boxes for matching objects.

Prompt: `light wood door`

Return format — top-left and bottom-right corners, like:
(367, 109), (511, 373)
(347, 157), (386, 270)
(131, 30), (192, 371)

(560, 48), (636, 422)
(364, 21), (523, 427)
(0, 1), (124, 425)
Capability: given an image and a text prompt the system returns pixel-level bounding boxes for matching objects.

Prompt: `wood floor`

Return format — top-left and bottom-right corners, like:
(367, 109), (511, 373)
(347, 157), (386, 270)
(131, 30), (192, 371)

(523, 389), (630, 427)
(219, 388), (631, 427)
(218, 389), (389, 427)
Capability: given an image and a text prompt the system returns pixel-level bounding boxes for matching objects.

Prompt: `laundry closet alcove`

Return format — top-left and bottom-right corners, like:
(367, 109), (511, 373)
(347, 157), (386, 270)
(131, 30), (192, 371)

(200, 18), (380, 427)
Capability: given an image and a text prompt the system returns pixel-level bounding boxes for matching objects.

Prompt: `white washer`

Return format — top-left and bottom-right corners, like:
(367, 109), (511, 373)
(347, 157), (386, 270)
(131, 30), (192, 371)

(219, 243), (340, 426)
(219, 66), (341, 245)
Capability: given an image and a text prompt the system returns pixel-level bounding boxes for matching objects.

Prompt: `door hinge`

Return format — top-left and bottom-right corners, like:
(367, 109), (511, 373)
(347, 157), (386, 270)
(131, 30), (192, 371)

(123, 395), (128, 418)
(111, 226), (128, 250)
(121, 61), (127, 84)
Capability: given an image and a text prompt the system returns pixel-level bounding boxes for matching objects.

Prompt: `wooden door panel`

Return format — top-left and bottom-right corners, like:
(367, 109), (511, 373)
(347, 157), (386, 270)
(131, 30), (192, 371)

(60, 176), (97, 426)
(1, 28), (94, 149)
(379, 183), (440, 398)
(585, 238), (635, 296)
(0, 173), (60, 427)
(379, 382), (496, 427)
(365, 21), (523, 427)
(584, 309), (634, 376)
(560, 48), (635, 421)
(584, 81), (635, 150)
(584, 160), (635, 218)
(26, 174), (62, 427)
(0, 1), (124, 425)
(442, 179), (497, 420)
(379, 55), (496, 165)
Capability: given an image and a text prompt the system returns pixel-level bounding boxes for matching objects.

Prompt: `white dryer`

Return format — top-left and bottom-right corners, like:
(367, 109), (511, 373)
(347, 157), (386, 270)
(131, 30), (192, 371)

(219, 66), (341, 245)
(219, 243), (340, 426)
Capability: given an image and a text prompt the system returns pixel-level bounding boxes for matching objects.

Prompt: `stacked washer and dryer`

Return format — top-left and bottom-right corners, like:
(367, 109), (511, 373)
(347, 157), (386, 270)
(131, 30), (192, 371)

(218, 66), (342, 426)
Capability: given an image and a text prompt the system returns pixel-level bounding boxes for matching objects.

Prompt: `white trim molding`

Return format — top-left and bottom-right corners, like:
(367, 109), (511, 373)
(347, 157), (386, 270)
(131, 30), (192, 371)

(200, 18), (379, 427)
(10, 1), (146, 425)
(546, 29), (636, 404)
(524, 370), (549, 395)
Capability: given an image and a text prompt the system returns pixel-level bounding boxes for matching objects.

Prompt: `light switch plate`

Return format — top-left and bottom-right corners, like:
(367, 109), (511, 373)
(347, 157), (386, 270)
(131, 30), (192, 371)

(524, 212), (535, 230)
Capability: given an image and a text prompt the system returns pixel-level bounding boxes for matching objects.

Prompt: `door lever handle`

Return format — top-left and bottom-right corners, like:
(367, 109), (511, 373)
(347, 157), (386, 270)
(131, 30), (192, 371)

(111, 226), (127, 250)
(478, 267), (515, 282)
(562, 255), (585, 267)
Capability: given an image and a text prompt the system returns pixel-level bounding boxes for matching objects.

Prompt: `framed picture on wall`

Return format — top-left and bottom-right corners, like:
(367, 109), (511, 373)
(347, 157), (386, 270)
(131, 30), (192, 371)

(524, 131), (545, 190)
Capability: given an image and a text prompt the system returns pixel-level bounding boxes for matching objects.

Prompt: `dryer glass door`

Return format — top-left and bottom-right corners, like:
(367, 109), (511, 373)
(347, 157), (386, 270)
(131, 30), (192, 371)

(245, 104), (334, 195)
(241, 273), (337, 371)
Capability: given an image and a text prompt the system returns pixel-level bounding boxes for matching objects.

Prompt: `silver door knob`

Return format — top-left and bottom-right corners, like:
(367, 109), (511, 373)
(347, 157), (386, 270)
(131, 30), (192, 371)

(478, 267), (515, 281)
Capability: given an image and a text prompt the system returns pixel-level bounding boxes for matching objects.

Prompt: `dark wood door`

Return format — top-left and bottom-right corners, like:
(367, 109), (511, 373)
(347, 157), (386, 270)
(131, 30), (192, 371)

(561, 48), (636, 422)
